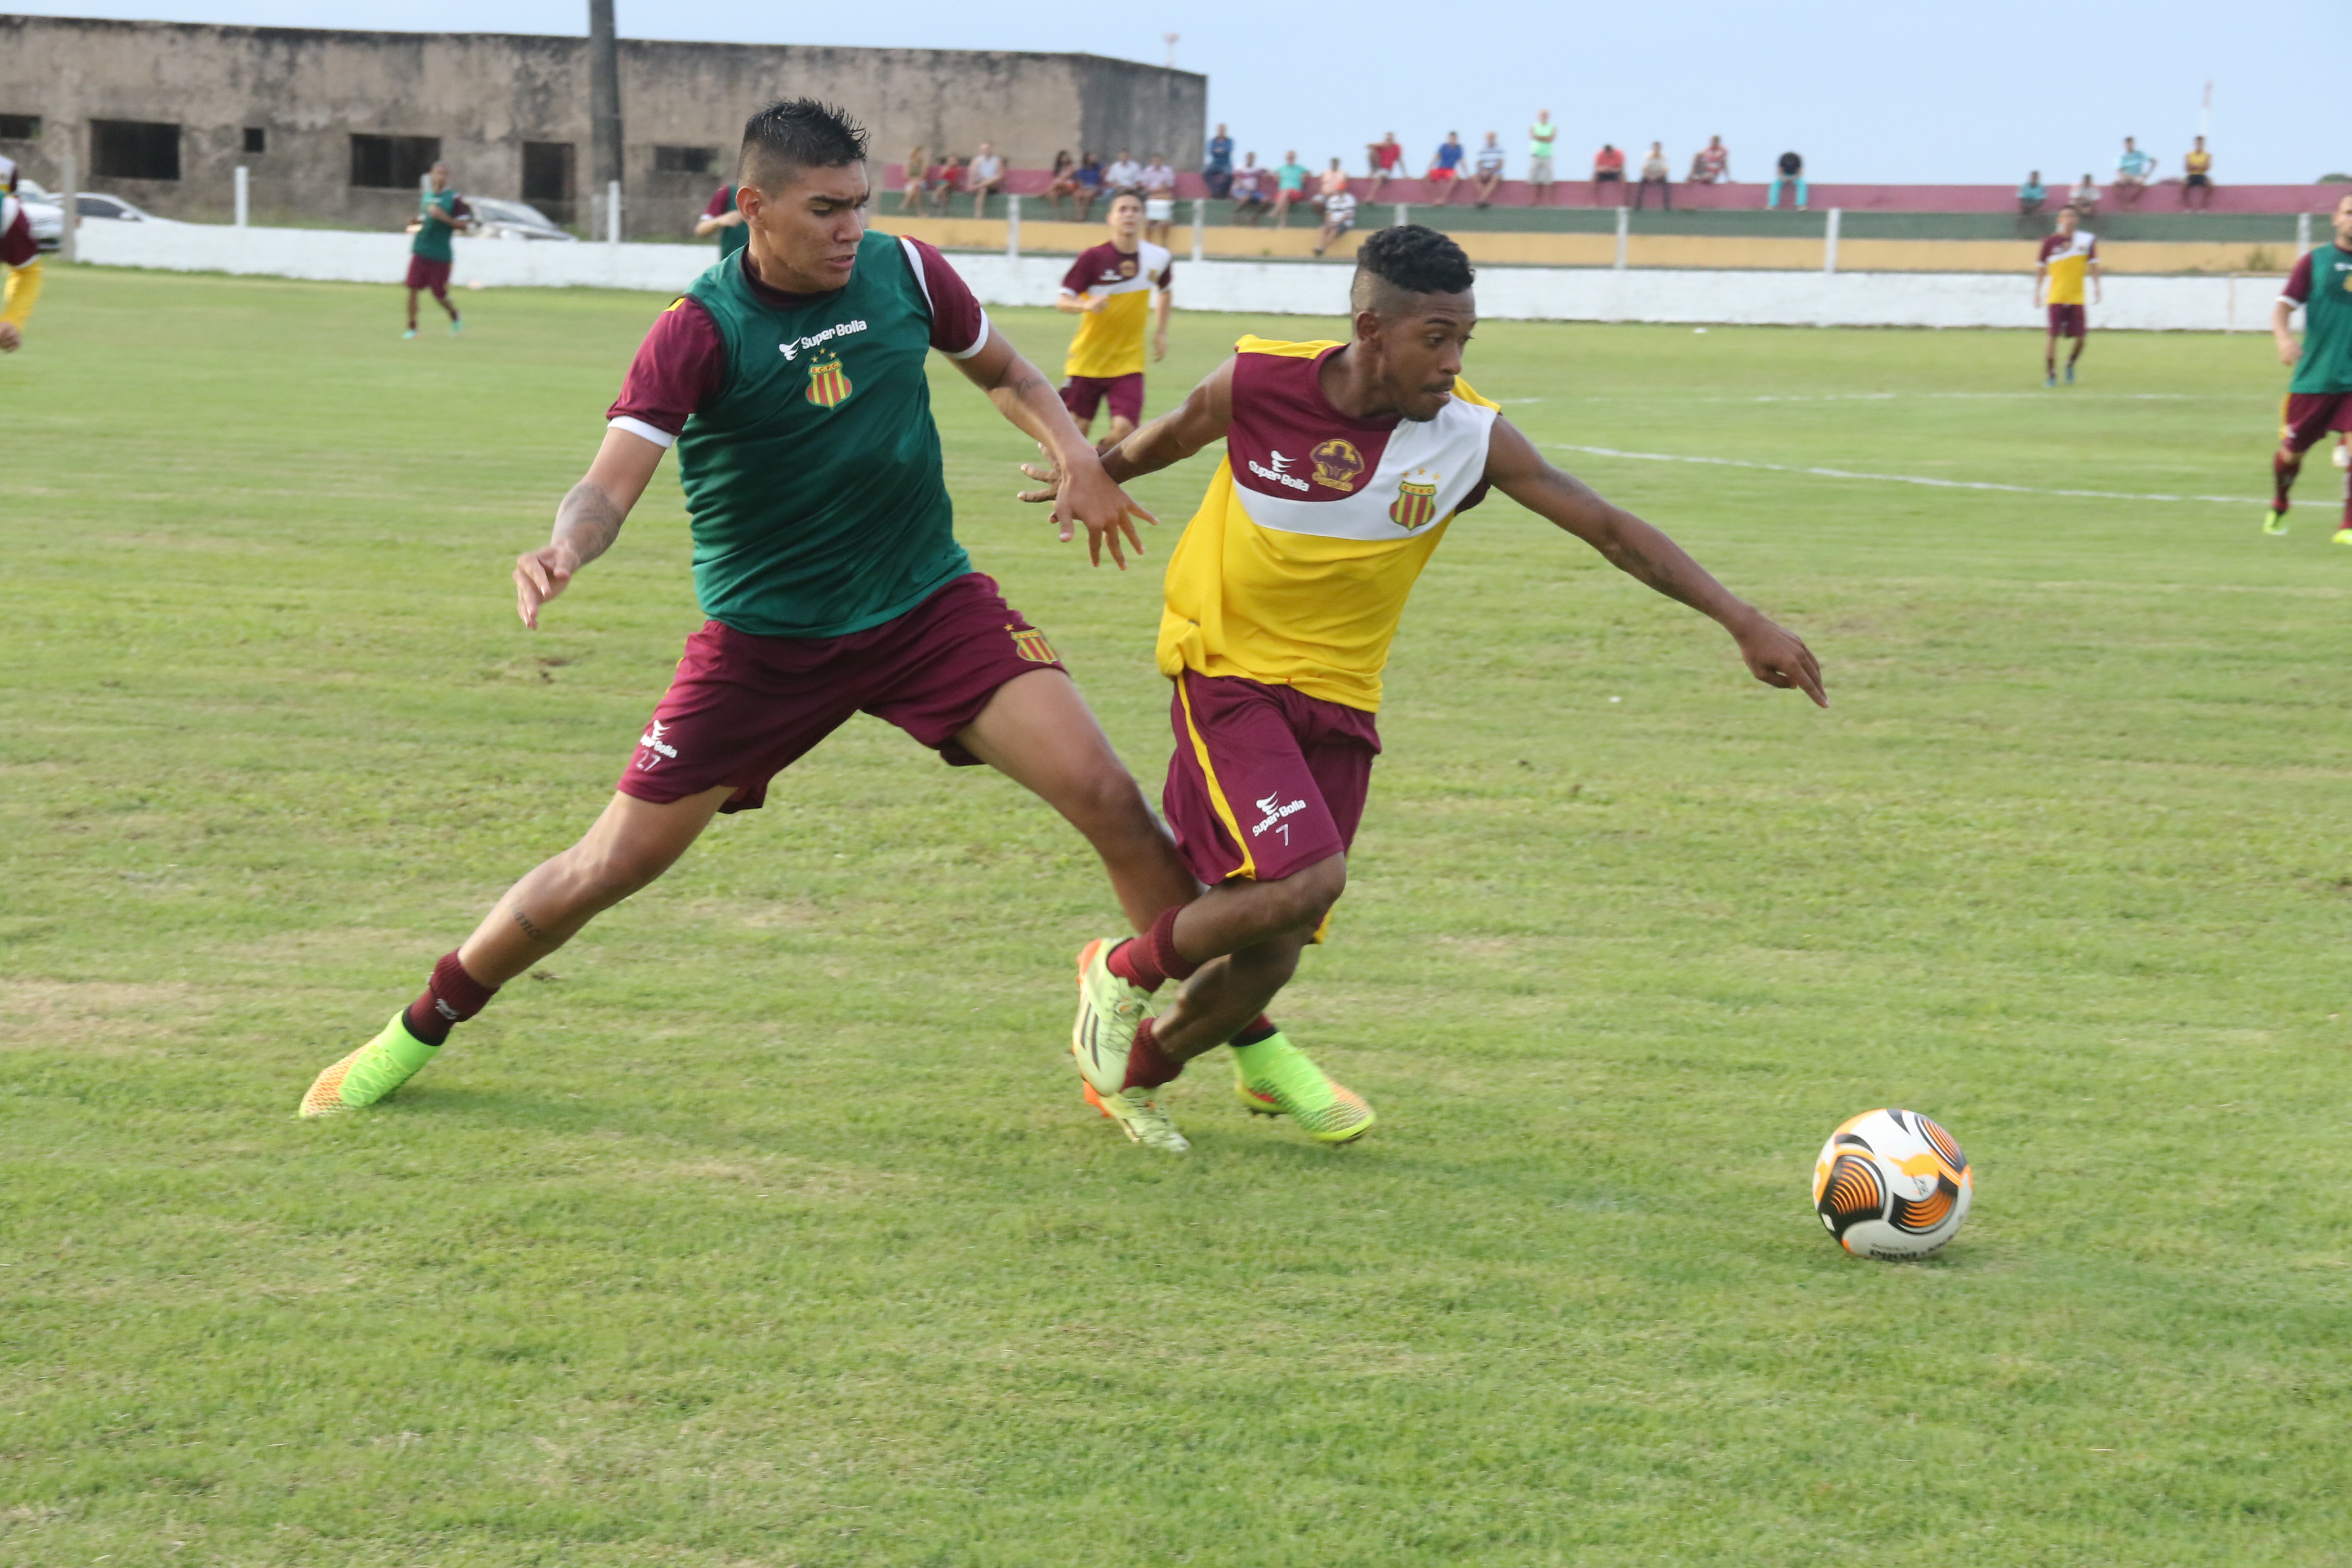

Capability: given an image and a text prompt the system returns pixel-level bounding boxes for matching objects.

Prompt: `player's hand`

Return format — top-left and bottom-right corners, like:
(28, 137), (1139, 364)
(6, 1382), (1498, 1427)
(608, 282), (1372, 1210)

(1085, 294), (1107, 314)
(0, 322), (19, 354)
(1730, 613), (1827, 708)
(1152, 335), (1168, 363)
(1017, 445), (1157, 569)
(2278, 337), (2301, 367)
(513, 541), (582, 629)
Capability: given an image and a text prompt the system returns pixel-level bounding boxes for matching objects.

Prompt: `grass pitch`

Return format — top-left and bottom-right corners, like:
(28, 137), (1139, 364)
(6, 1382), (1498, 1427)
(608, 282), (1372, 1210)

(6, 266), (2351, 1567)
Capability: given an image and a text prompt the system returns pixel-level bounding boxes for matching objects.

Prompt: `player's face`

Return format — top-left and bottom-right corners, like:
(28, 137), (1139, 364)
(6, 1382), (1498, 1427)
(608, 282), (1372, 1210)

(1108, 197), (1142, 241)
(1365, 292), (1476, 422)
(2333, 197), (2352, 249)
(2057, 208), (2077, 234)
(745, 161), (871, 289)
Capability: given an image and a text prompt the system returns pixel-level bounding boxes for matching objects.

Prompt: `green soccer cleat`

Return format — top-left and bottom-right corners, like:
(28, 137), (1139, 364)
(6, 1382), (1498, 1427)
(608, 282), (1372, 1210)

(2263, 507), (2290, 535)
(1070, 937), (1152, 1095)
(1079, 1075), (1191, 1153)
(401, 328), (418, 340)
(450, 316), (464, 335)
(1230, 1032), (1376, 1144)
(2064, 363), (2075, 384)
(299, 1010), (438, 1118)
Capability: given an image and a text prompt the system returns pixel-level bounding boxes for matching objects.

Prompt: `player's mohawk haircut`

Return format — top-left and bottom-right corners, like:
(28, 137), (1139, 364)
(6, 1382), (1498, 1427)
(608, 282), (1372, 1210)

(1351, 224), (1475, 313)
(740, 99), (870, 189)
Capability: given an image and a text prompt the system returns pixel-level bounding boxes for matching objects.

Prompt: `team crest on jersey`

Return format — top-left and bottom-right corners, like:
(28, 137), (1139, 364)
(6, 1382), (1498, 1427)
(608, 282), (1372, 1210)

(1310, 438), (1366, 493)
(1117, 257), (1139, 279)
(1008, 625), (1059, 664)
(804, 353), (852, 409)
(1389, 468), (1440, 530)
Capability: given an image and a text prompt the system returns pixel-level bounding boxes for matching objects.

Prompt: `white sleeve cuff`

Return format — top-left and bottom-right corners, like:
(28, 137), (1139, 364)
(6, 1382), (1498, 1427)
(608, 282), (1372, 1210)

(946, 308), (991, 360)
(608, 416), (677, 449)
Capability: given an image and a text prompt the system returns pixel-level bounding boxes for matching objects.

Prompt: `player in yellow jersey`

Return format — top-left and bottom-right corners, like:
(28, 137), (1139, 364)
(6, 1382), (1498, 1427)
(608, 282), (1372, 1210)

(1054, 191), (1172, 449)
(1026, 225), (1826, 1152)
(2034, 204), (2101, 386)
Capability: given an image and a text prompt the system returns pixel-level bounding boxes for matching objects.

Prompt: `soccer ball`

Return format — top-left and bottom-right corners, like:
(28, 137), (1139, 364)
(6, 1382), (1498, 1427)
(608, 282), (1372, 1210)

(1811, 1108), (1972, 1260)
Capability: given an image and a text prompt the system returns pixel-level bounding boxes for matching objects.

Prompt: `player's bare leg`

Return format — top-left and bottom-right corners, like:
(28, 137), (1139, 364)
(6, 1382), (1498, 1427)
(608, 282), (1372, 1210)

(2043, 329), (2058, 387)
(2266, 438), (2302, 534)
(1096, 415), (1137, 455)
(404, 285), (422, 337)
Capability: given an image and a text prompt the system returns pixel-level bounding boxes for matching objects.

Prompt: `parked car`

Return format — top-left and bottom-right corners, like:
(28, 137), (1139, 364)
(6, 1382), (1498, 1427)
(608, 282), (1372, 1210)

(10, 188), (63, 251)
(466, 197), (575, 242)
(73, 191), (174, 224)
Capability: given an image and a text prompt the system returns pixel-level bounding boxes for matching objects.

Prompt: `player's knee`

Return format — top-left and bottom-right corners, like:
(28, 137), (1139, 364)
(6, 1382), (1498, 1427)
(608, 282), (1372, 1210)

(1264, 854), (1346, 931)
(563, 836), (676, 903)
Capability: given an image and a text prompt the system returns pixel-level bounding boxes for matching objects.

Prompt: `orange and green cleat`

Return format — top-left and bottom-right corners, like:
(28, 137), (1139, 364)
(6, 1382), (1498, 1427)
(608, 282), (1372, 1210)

(1230, 1032), (1376, 1144)
(299, 1011), (438, 1118)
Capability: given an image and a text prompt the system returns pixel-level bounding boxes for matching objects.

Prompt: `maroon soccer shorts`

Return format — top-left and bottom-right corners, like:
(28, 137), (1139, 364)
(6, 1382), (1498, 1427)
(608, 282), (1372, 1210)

(2046, 302), (2086, 338)
(1061, 373), (1145, 427)
(1161, 670), (1380, 890)
(616, 573), (1066, 813)
(406, 256), (453, 295)
(2280, 392), (2352, 453)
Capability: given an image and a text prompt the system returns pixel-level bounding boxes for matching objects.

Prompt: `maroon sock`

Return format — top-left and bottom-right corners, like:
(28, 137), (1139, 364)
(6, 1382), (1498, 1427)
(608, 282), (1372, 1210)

(402, 952), (498, 1046)
(1106, 906), (1200, 994)
(1121, 1018), (1184, 1090)
(1231, 1015), (1280, 1048)
(2274, 451), (2302, 511)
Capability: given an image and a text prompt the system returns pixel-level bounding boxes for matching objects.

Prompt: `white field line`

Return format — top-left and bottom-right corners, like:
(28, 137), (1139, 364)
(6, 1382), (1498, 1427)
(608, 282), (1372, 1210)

(1548, 443), (2264, 507)
(1506, 391), (2211, 406)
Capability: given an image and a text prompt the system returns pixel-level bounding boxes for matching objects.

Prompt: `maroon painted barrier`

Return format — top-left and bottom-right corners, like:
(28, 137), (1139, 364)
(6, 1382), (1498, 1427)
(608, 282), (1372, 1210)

(884, 167), (2345, 215)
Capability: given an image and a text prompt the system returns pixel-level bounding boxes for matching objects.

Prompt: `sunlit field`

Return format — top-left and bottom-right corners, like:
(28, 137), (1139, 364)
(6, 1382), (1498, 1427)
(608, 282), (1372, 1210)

(5, 266), (2349, 1566)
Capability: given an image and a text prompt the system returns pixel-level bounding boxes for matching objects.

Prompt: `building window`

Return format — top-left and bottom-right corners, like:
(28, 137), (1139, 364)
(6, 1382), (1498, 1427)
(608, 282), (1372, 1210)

(522, 142), (576, 204)
(0, 114), (41, 141)
(350, 133), (441, 190)
(92, 119), (181, 181)
(653, 146), (720, 175)
(243, 127), (267, 155)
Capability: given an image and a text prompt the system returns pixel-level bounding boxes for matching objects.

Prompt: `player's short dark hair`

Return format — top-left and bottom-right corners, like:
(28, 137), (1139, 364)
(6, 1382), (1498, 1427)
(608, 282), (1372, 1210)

(739, 99), (870, 191)
(1351, 224), (1475, 315)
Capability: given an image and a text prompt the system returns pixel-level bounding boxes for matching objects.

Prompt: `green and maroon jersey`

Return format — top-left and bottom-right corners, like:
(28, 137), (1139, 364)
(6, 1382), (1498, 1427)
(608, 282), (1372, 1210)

(2282, 244), (2352, 395)
(606, 230), (993, 638)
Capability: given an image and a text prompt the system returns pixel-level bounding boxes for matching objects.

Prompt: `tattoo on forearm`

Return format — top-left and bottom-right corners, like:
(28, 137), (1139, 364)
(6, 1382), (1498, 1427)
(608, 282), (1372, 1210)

(553, 480), (625, 565)
(511, 906), (556, 945)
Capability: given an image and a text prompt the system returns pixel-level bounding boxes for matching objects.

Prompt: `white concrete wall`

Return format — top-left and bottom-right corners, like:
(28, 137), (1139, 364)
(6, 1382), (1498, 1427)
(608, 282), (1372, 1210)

(76, 220), (2291, 333)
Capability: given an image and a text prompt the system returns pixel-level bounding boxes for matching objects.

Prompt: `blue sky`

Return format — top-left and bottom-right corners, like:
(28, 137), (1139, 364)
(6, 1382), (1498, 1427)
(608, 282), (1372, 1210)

(21, 1), (2346, 185)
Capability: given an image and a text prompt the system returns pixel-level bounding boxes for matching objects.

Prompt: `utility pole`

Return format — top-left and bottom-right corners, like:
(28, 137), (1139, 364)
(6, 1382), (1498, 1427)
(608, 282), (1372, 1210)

(588, 0), (622, 234)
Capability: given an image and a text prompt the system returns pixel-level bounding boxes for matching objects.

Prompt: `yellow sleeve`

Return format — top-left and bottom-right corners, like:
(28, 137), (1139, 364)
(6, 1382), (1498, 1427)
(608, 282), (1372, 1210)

(3, 257), (43, 328)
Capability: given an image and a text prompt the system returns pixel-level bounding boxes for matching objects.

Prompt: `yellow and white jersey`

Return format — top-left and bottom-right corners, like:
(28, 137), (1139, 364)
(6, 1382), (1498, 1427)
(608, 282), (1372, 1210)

(1156, 337), (1500, 711)
(1060, 240), (1173, 379)
(2038, 231), (2098, 305)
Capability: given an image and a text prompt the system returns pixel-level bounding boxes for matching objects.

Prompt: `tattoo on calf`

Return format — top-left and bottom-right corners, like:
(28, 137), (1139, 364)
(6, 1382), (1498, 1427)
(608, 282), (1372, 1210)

(511, 906), (556, 945)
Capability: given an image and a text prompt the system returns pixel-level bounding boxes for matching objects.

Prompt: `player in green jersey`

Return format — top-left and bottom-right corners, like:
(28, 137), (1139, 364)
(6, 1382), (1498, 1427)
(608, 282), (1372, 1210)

(404, 162), (470, 339)
(302, 101), (1199, 1126)
(2263, 194), (2352, 542)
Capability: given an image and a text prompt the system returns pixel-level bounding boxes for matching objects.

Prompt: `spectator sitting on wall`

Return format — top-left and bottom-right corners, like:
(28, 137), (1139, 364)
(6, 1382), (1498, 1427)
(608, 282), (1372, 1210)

(1313, 184), (1358, 257)
(1073, 153), (1104, 220)
(1591, 142), (1626, 206)
(2070, 172), (2099, 217)
(1367, 132), (1403, 202)
(1471, 132), (1507, 208)
(967, 141), (1005, 217)
(2182, 136), (2213, 210)
(928, 154), (967, 215)
(2113, 137), (2155, 210)
(898, 144), (928, 213)
(1315, 157), (1350, 213)
(1634, 141), (1672, 210)
(1204, 124), (1234, 199)
(1046, 150), (1079, 219)
(694, 179), (747, 256)
(1767, 150), (1807, 210)
(1104, 148), (1144, 195)
(1688, 135), (1729, 184)
(1528, 110), (1558, 205)
(1230, 153), (1269, 224)
(1428, 132), (1467, 206)
(2017, 170), (2047, 215)
(1140, 152), (1179, 246)
(1271, 150), (1309, 227)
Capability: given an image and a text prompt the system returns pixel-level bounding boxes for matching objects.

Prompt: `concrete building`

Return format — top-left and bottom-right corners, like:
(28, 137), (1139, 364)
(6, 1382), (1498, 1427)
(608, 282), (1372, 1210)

(0, 15), (1207, 237)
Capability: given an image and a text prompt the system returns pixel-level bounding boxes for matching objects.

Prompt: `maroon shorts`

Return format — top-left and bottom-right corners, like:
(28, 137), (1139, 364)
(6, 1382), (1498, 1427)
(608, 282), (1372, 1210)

(1162, 670), (1380, 888)
(2281, 392), (2352, 453)
(406, 255), (453, 293)
(1061, 373), (1144, 427)
(617, 573), (1065, 814)
(2046, 302), (2086, 338)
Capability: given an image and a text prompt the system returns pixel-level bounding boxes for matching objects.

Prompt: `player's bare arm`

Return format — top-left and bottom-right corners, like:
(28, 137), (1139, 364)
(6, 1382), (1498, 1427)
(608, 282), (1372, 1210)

(1055, 289), (1107, 315)
(952, 322), (1157, 568)
(513, 426), (664, 629)
(1482, 417), (1828, 707)
(1152, 288), (1172, 362)
(2274, 297), (2301, 367)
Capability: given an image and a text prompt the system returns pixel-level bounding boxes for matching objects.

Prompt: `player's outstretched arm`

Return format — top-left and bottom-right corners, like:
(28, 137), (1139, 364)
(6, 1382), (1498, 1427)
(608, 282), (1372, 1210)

(513, 427), (664, 629)
(1484, 418), (1827, 707)
(954, 324), (1157, 568)
(1095, 357), (1238, 484)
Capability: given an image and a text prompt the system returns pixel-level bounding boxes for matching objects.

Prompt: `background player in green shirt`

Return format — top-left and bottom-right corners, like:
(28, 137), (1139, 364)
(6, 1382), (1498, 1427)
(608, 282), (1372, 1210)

(404, 162), (471, 339)
(302, 100), (1194, 1119)
(2263, 193), (2352, 542)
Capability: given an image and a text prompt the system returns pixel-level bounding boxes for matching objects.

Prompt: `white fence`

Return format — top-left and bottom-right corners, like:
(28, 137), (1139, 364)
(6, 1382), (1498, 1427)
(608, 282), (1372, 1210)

(74, 220), (2290, 333)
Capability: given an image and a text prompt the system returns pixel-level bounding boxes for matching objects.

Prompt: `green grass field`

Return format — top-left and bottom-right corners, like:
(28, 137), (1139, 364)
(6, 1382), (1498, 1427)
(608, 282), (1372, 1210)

(6, 266), (2351, 1567)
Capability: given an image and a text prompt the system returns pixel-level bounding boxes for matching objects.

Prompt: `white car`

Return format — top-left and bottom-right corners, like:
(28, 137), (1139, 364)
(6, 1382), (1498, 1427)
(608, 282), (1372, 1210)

(73, 191), (173, 224)
(10, 177), (63, 251)
(466, 197), (575, 242)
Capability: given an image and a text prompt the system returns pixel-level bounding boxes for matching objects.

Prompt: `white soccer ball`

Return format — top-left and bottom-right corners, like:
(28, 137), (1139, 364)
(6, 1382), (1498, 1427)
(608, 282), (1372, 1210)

(1811, 1107), (1972, 1260)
